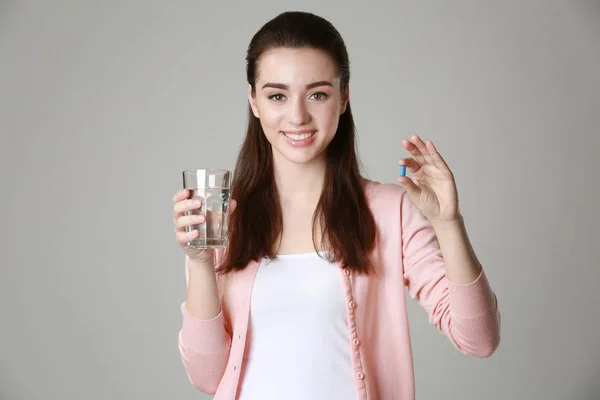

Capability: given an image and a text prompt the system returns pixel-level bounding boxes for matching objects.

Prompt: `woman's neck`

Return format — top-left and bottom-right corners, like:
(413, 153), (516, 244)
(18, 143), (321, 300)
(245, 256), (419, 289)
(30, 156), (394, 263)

(273, 155), (326, 207)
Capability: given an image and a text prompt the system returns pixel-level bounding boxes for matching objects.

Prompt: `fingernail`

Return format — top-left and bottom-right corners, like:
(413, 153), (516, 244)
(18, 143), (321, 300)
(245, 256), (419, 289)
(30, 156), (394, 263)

(193, 200), (202, 205)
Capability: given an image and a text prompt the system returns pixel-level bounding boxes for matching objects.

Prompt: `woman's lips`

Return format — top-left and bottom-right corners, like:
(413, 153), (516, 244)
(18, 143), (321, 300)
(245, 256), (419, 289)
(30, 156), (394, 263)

(281, 130), (317, 147)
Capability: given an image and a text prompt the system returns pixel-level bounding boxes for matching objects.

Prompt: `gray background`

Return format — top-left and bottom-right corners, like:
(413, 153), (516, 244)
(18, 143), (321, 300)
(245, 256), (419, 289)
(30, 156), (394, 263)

(2, 1), (599, 399)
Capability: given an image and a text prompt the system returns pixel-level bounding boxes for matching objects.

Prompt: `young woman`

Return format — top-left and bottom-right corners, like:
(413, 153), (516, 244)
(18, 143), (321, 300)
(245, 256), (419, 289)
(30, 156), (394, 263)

(172, 11), (500, 400)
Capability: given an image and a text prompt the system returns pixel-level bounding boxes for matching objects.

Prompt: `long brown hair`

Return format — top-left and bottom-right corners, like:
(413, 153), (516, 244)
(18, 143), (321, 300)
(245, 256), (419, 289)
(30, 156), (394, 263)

(216, 11), (377, 275)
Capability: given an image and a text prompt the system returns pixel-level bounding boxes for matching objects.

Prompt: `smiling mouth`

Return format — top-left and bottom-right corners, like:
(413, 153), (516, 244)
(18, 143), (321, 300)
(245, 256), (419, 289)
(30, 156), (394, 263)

(281, 130), (317, 140)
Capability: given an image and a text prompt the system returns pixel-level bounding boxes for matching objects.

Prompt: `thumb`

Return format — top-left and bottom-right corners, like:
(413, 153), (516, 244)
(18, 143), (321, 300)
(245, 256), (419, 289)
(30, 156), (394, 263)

(228, 199), (238, 215)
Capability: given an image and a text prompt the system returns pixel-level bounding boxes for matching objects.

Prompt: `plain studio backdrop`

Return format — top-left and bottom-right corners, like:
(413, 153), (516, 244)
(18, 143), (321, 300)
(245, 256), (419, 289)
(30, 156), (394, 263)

(2, 1), (599, 399)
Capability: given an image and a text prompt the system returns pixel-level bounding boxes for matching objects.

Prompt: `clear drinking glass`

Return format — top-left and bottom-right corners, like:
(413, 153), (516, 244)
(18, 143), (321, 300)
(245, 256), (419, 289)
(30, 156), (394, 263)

(182, 169), (231, 249)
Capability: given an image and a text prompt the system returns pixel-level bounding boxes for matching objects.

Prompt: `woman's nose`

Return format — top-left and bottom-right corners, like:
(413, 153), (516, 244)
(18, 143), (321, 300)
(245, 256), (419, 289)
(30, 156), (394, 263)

(288, 98), (311, 125)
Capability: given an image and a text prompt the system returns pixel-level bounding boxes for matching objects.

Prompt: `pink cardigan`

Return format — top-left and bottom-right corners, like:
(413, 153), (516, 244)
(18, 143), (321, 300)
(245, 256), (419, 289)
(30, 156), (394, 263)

(178, 180), (501, 399)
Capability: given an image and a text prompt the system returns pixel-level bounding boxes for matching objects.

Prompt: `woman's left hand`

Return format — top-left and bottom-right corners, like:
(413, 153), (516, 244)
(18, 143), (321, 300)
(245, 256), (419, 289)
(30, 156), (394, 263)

(397, 134), (460, 224)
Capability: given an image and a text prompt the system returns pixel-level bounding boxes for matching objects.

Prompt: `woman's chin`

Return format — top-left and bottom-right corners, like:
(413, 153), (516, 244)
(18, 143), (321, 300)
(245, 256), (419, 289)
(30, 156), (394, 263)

(274, 147), (325, 165)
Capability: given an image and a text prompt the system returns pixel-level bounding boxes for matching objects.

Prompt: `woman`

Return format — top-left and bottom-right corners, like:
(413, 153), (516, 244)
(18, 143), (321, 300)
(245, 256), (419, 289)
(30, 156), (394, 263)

(172, 11), (500, 400)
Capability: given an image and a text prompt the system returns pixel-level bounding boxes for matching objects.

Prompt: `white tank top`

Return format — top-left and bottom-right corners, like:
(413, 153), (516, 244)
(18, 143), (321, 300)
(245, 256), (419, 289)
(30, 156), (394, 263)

(236, 252), (359, 400)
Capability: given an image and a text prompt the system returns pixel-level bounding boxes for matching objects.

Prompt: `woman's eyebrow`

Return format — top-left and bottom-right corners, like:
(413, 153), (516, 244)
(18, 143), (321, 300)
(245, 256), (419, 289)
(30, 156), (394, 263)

(261, 80), (334, 90)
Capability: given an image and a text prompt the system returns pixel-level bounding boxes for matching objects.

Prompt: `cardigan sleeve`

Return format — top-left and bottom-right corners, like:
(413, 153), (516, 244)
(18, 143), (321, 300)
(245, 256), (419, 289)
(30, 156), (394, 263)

(178, 255), (231, 394)
(399, 190), (501, 357)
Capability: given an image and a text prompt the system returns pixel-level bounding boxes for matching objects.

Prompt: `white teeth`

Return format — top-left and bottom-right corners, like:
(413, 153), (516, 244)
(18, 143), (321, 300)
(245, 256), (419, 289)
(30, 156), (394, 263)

(284, 132), (314, 140)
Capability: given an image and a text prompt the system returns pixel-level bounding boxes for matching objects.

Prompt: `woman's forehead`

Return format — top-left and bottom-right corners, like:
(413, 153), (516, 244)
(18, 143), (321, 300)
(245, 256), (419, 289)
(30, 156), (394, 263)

(256, 48), (339, 88)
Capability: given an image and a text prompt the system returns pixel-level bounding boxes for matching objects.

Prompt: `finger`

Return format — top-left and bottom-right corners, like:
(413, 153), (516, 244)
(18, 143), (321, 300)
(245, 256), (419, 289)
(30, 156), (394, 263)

(410, 135), (435, 165)
(396, 175), (421, 196)
(174, 214), (205, 231)
(228, 199), (237, 215)
(173, 189), (190, 203)
(174, 198), (202, 216)
(397, 158), (421, 174)
(426, 140), (451, 172)
(402, 138), (427, 166)
(176, 229), (199, 244)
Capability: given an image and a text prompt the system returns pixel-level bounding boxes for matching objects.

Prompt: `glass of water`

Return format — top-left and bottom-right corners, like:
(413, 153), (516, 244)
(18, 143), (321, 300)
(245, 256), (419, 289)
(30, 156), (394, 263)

(182, 169), (231, 249)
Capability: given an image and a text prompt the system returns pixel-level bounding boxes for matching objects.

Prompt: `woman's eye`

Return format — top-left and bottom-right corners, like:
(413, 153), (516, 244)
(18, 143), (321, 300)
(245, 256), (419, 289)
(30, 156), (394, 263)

(310, 92), (329, 100)
(268, 94), (285, 101)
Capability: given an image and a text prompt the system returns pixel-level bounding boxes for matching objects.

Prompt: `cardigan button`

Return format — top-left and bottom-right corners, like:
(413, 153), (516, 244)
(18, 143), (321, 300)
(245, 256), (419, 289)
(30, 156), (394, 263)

(348, 301), (356, 309)
(352, 338), (360, 346)
(343, 269), (350, 276)
(357, 372), (365, 380)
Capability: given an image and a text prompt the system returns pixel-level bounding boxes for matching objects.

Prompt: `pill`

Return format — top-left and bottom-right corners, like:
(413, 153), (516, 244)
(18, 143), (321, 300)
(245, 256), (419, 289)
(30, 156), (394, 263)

(400, 165), (406, 177)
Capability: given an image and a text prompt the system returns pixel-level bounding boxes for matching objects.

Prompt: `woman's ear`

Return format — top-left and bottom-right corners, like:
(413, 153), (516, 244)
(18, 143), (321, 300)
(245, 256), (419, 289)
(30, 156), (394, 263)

(341, 83), (349, 114)
(248, 84), (260, 118)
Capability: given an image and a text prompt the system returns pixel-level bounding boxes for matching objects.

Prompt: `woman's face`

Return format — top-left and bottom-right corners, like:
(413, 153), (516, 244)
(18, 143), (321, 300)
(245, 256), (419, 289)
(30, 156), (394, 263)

(248, 47), (349, 166)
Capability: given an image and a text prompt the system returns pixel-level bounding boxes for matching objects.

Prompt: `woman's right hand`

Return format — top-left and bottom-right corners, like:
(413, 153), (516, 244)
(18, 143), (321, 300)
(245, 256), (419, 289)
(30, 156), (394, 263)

(172, 189), (237, 263)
